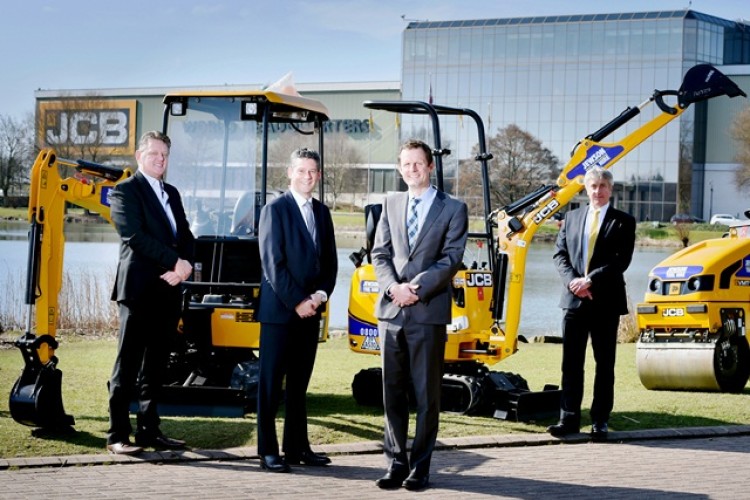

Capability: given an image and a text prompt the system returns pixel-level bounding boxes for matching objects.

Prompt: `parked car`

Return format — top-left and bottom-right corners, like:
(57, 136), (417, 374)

(670, 213), (705, 224)
(709, 213), (741, 225)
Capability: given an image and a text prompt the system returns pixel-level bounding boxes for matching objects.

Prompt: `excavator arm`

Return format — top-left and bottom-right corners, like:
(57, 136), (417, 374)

(491, 64), (746, 356)
(10, 149), (131, 429)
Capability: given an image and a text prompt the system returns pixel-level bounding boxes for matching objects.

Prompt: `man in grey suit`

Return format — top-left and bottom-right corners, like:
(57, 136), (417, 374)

(549, 167), (636, 441)
(372, 139), (468, 491)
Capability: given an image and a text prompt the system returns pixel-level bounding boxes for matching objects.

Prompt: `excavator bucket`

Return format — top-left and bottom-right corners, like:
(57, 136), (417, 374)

(678, 64), (747, 107)
(484, 372), (561, 422)
(9, 334), (75, 431)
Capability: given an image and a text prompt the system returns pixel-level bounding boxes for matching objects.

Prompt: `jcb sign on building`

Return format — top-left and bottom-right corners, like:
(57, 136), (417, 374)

(38, 99), (136, 156)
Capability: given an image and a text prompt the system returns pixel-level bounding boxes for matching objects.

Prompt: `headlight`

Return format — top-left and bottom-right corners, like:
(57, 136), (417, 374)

(648, 278), (661, 293)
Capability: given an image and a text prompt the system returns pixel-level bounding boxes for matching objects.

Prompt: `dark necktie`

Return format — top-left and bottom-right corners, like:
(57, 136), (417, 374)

(159, 181), (177, 236)
(407, 197), (421, 250)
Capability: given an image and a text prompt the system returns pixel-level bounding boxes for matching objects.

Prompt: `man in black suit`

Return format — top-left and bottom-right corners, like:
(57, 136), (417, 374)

(549, 166), (636, 441)
(372, 139), (468, 491)
(107, 131), (195, 455)
(256, 148), (337, 473)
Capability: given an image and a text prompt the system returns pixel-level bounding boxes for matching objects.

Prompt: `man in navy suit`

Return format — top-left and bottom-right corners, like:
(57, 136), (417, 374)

(372, 139), (468, 491)
(107, 131), (195, 455)
(256, 148), (337, 473)
(549, 166), (636, 441)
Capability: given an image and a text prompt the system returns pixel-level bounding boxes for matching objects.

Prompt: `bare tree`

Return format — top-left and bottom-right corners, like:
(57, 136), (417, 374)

(732, 105), (750, 190)
(0, 113), (34, 206)
(323, 132), (364, 210)
(461, 124), (559, 210)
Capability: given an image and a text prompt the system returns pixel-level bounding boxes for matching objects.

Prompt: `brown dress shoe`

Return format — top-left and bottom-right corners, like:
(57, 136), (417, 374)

(107, 441), (143, 455)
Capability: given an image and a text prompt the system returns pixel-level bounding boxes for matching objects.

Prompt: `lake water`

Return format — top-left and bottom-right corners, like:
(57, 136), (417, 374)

(0, 234), (674, 336)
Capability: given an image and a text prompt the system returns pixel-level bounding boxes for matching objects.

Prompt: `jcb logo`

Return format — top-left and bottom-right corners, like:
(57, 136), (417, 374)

(662, 308), (685, 317)
(39, 99), (136, 155)
(533, 199), (560, 224)
(466, 273), (493, 287)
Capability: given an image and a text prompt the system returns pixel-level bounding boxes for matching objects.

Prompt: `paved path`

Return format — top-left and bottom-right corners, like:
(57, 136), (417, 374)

(2, 426), (749, 499)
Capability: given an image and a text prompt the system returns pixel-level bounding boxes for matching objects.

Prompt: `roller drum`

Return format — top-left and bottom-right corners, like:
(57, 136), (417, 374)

(636, 342), (720, 391)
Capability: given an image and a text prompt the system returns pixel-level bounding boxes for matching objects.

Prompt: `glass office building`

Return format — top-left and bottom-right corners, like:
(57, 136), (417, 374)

(400, 10), (750, 221)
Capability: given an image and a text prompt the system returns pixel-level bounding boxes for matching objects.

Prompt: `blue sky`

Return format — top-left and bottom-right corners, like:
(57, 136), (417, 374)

(1, 0), (746, 120)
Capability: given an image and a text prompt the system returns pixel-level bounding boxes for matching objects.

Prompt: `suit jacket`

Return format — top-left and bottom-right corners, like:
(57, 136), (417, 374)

(110, 170), (195, 302)
(372, 190), (468, 324)
(553, 205), (636, 314)
(257, 191), (337, 324)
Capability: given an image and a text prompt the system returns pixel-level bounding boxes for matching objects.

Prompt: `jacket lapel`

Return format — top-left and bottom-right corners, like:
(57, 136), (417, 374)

(284, 191), (317, 251)
(135, 171), (174, 239)
(411, 191), (446, 252)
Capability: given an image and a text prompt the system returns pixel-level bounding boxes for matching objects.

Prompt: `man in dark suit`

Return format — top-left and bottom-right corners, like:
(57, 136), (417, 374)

(372, 139), (468, 491)
(107, 131), (195, 455)
(256, 148), (337, 473)
(549, 166), (636, 441)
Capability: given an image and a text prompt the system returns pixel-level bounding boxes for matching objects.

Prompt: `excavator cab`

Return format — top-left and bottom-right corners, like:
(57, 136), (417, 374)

(10, 82), (331, 428)
(347, 101), (562, 420)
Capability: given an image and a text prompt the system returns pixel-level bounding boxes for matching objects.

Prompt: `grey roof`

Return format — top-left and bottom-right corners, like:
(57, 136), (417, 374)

(405, 9), (747, 30)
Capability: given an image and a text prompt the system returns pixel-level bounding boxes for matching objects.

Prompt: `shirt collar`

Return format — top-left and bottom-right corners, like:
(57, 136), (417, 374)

(410, 185), (437, 203)
(589, 202), (610, 215)
(140, 169), (163, 193)
(290, 189), (312, 208)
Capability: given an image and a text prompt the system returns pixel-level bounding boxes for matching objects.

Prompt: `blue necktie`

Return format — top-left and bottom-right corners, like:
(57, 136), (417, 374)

(303, 200), (316, 245)
(407, 198), (421, 250)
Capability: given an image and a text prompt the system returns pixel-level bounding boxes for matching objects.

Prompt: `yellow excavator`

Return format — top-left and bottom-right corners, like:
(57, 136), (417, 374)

(636, 216), (750, 392)
(10, 85), (331, 430)
(347, 64), (746, 420)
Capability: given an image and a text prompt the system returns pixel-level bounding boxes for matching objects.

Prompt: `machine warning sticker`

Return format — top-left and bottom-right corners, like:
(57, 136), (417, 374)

(565, 145), (625, 181)
(361, 336), (380, 351)
(651, 265), (703, 280)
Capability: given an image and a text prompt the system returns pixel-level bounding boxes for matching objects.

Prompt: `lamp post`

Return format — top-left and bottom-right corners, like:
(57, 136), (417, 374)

(709, 181), (714, 219)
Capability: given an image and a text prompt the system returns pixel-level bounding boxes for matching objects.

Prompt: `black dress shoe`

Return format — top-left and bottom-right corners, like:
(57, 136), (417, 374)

(136, 434), (186, 449)
(260, 454), (291, 473)
(285, 449), (331, 466)
(403, 471), (430, 491)
(547, 422), (580, 437)
(591, 422), (609, 441)
(375, 468), (409, 489)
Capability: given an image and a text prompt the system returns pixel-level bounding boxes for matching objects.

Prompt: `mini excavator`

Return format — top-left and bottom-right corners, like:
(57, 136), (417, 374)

(347, 64), (746, 420)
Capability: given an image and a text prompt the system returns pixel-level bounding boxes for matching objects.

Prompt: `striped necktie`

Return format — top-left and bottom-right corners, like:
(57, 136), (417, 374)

(407, 197), (421, 250)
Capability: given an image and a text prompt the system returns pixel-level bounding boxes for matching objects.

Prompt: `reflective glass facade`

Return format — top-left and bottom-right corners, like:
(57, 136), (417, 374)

(401, 10), (750, 221)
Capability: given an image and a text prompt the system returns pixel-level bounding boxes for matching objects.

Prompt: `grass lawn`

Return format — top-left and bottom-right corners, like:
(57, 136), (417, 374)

(1, 334), (748, 459)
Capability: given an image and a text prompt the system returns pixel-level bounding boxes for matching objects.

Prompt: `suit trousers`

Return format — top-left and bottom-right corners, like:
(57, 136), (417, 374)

(379, 312), (446, 475)
(559, 301), (620, 426)
(107, 289), (181, 444)
(257, 316), (320, 456)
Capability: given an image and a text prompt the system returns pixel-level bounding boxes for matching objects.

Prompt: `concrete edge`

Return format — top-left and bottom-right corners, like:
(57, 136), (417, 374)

(2, 425), (749, 471)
